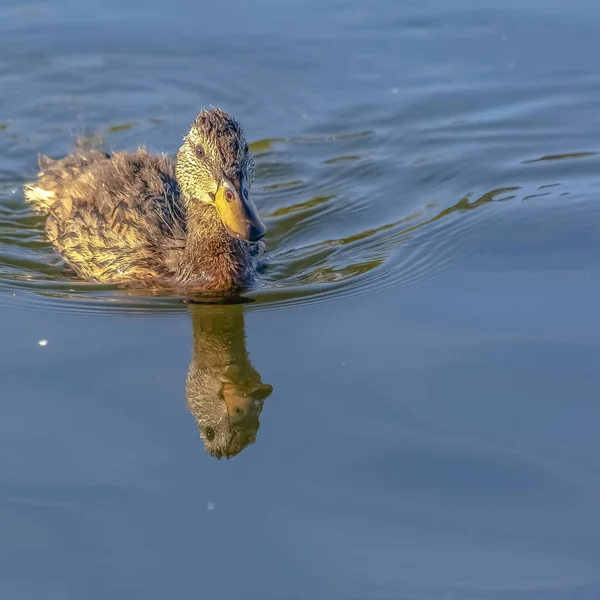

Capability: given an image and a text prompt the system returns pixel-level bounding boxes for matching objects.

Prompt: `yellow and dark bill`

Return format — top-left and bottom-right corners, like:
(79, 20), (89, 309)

(214, 178), (266, 243)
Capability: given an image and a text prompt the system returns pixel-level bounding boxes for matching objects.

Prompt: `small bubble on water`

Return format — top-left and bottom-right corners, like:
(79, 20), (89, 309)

(207, 502), (215, 510)
(391, 87), (399, 94)
(37, 339), (48, 347)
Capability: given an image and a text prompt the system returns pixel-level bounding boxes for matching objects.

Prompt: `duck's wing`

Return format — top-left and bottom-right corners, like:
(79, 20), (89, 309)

(25, 149), (112, 213)
(26, 149), (186, 282)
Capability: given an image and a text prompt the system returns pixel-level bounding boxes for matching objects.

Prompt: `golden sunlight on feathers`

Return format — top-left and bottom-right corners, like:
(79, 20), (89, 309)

(24, 109), (266, 294)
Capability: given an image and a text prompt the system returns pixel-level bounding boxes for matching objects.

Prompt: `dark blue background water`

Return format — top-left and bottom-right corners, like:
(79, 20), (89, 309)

(1, 0), (600, 598)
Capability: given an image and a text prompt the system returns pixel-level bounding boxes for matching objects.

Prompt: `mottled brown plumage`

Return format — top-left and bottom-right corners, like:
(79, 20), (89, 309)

(24, 108), (266, 294)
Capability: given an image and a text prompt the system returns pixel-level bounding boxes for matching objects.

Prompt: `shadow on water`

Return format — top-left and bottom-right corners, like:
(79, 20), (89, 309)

(186, 303), (273, 459)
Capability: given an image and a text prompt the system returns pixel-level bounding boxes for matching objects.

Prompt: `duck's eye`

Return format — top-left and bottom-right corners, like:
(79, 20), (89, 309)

(225, 190), (234, 202)
(195, 144), (205, 159)
(205, 427), (215, 441)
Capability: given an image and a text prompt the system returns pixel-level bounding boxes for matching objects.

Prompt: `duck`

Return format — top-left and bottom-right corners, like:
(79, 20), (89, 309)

(24, 108), (267, 294)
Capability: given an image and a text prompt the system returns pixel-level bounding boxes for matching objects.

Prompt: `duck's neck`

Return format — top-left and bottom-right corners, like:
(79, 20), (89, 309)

(180, 198), (249, 289)
(185, 200), (224, 243)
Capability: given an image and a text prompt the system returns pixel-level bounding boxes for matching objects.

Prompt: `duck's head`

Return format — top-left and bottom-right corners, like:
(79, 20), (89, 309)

(176, 108), (266, 243)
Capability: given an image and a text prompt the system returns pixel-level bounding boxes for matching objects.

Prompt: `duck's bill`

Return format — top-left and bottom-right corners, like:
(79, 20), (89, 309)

(215, 182), (266, 243)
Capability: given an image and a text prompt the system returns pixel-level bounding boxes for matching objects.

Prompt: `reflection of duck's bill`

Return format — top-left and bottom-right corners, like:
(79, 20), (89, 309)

(215, 178), (266, 243)
(222, 381), (273, 422)
(249, 383), (273, 400)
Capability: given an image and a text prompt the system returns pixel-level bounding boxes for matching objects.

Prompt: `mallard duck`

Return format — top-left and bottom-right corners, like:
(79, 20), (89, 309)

(24, 108), (266, 293)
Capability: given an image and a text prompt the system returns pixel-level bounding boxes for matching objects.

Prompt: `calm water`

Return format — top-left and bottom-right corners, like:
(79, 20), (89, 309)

(1, 0), (600, 597)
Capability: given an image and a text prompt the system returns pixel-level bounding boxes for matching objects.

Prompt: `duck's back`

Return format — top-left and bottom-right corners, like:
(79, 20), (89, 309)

(25, 148), (187, 283)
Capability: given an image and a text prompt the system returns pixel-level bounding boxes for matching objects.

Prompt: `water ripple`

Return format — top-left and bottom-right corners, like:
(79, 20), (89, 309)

(1, 81), (599, 316)
(0, 172), (569, 316)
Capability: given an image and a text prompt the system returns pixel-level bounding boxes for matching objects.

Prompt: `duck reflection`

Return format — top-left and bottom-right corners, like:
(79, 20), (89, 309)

(186, 303), (273, 459)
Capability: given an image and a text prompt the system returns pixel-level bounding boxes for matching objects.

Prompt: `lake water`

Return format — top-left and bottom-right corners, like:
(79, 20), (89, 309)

(1, 0), (600, 598)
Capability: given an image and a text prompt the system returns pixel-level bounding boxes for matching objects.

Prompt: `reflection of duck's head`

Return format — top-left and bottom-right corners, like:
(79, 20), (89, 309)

(186, 303), (273, 459)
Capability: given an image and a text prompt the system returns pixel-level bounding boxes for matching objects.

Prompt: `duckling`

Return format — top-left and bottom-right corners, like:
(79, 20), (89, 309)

(186, 304), (273, 459)
(24, 108), (266, 294)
